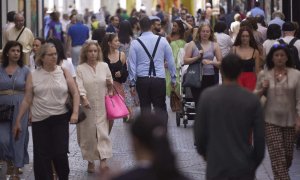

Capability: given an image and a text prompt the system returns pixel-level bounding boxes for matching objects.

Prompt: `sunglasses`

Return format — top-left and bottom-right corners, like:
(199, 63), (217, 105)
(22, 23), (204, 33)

(272, 43), (287, 49)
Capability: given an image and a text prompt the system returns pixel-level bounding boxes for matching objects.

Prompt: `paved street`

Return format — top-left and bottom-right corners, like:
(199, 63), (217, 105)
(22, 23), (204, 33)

(1, 103), (300, 180)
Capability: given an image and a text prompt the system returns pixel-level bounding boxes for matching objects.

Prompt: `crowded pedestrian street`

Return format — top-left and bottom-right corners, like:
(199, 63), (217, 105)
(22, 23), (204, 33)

(1, 103), (300, 180)
(2, 0), (300, 180)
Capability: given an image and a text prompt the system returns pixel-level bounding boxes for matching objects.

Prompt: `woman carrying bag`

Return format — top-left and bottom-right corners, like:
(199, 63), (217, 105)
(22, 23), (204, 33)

(183, 23), (222, 107)
(13, 43), (79, 180)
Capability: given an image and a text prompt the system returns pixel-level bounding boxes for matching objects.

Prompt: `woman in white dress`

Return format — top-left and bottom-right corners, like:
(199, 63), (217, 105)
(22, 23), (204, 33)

(76, 40), (113, 173)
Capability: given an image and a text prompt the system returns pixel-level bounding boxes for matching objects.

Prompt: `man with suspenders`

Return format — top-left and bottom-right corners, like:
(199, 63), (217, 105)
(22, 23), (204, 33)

(128, 17), (176, 126)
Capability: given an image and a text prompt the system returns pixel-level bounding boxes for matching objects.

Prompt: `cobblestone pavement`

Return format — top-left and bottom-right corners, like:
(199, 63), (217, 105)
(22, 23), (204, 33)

(1, 104), (300, 180)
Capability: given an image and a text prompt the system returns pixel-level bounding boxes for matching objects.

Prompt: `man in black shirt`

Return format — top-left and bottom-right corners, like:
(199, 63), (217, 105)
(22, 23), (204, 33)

(194, 54), (265, 180)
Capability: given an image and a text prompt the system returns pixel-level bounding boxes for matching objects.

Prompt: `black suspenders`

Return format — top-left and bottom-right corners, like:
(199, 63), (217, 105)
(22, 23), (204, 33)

(137, 36), (161, 77)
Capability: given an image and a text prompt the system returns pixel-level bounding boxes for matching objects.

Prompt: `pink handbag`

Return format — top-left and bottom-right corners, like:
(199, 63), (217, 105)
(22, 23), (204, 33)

(105, 93), (129, 120)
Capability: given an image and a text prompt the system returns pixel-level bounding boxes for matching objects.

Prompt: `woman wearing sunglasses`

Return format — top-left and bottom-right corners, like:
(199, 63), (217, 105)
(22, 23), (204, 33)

(254, 44), (300, 180)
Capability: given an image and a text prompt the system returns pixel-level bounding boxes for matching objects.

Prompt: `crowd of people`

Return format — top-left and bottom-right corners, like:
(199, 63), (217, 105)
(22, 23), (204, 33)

(1, 2), (300, 180)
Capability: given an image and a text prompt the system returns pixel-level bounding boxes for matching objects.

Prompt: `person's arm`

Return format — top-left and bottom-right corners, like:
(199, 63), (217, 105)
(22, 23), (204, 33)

(183, 41), (203, 65)
(66, 35), (72, 57)
(212, 42), (222, 67)
(252, 99), (265, 167)
(105, 64), (113, 96)
(254, 49), (261, 74)
(76, 67), (90, 109)
(119, 52), (128, 83)
(48, 28), (53, 39)
(63, 68), (80, 124)
(253, 70), (268, 97)
(128, 41), (137, 95)
(13, 73), (33, 139)
(164, 41), (176, 87)
(181, 19), (193, 30)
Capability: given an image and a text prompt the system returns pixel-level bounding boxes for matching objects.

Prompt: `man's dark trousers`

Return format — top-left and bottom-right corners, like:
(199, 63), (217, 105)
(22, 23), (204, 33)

(136, 77), (168, 126)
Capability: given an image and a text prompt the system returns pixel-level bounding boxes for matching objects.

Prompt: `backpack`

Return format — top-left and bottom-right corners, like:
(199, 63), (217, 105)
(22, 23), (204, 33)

(278, 38), (300, 70)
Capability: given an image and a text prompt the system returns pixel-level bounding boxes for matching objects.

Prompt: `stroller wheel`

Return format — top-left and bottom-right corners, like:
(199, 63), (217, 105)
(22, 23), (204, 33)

(176, 112), (180, 127)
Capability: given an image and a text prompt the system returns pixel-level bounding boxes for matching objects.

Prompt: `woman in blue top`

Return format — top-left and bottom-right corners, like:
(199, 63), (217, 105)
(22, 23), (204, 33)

(0, 41), (30, 178)
(184, 23), (222, 107)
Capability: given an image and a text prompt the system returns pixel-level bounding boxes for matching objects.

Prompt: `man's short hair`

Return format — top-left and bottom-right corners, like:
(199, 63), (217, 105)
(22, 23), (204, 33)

(282, 22), (296, 31)
(139, 17), (152, 32)
(272, 11), (285, 20)
(7, 11), (16, 22)
(221, 54), (242, 80)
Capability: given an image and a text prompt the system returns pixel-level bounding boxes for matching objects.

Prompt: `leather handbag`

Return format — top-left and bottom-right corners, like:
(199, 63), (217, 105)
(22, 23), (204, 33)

(170, 90), (182, 112)
(182, 41), (203, 88)
(105, 88), (129, 120)
(62, 67), (86, 124)
(0, 105), (15, 123)
(65, 96), (87, 124)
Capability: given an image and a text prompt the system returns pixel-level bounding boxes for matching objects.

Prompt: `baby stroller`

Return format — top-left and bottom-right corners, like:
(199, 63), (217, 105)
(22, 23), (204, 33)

(175, 63), (196, 128)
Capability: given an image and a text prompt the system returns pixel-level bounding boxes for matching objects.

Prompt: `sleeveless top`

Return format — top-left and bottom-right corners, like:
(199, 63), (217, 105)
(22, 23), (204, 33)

(106, 52), (123, 83)
(202, 42), (215, 75)
(31, 66), (68, 122)
(191, 41), (216, 75)
(235, 48), (255, 72)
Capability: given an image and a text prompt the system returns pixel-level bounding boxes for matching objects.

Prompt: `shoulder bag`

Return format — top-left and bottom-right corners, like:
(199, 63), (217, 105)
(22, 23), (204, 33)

(105, 87), (129, 120)
(182, 41), (203, 88)
(62, 68), (86, 124)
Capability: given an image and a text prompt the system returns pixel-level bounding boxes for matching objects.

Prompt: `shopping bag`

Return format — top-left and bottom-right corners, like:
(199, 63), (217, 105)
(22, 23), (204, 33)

(182, 62), (202, 88)
(105, 94), (129, 120)
(170, 90), (182, 112)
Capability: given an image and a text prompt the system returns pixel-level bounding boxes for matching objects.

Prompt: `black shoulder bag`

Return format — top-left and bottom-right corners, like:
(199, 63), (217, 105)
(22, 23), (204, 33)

(182, 41), (203, 88)
(62, 68), (86, 124)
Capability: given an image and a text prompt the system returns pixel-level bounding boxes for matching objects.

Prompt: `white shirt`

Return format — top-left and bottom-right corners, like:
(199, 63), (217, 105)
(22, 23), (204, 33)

(31, 66), (68, 122)
(257, 23), (267, 41)
(263, 39), (278, 57)
(215, 32), (233, 57)
(62, 58), (76, 77)
(230, 21), (240, 42)
(29, 52), (36, 72)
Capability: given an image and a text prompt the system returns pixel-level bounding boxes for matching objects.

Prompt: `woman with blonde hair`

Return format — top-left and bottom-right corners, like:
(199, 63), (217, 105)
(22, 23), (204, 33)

(183, 23), (222, 107)
(76, 40), (114, 173)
